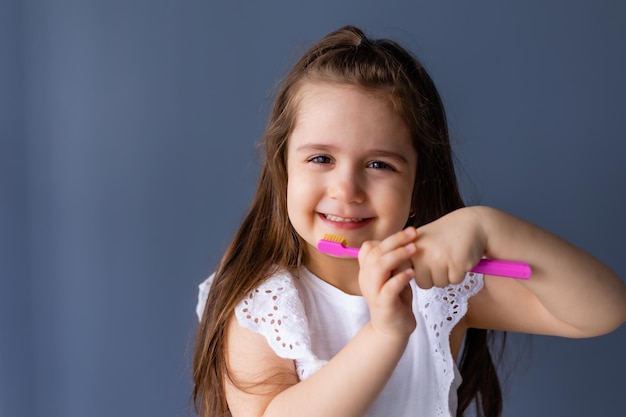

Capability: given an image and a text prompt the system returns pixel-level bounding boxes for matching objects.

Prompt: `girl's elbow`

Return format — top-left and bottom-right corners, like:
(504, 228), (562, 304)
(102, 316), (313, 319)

(576, 312), (626, 338)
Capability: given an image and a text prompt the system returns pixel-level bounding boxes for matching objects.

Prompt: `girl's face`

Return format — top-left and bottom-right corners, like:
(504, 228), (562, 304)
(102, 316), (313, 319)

(286, 82), (417, 268)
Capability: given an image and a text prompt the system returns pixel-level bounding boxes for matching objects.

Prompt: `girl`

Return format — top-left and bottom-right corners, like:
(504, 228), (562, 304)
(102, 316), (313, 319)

(193, 25), (625, 417)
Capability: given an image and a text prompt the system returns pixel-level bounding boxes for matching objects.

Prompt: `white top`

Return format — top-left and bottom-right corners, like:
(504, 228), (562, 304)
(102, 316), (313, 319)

(196, 267), (484, 417)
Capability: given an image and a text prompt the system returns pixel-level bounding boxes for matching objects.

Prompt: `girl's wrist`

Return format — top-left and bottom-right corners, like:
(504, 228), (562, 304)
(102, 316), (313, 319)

(469, 205), (524, 259)
(460, 205), (491, 253)
(367, 322), (412, 347)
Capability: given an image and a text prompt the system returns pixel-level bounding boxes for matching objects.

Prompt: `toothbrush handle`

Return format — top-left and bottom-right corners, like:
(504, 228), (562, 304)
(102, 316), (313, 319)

(344, 246), (360, 257)
(470, 259), (531, 279)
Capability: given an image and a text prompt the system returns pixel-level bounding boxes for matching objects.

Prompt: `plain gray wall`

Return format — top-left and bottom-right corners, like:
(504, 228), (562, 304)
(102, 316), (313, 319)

(2, 1), (624, 416)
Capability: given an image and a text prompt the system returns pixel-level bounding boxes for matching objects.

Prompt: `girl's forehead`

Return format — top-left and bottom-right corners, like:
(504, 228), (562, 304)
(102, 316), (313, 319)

(292, 82), (396, 130)
(287, 81), (414, 157)
(294, 81), (390, 108)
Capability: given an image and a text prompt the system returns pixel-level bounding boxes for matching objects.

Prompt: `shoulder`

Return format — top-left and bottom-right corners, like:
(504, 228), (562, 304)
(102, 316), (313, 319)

(195, 268), (299, 321)
(224, 302), (300, 416)
(196, 272), (215, 321)
(235, 269), (305, 336)
(233, 269), (326, 380)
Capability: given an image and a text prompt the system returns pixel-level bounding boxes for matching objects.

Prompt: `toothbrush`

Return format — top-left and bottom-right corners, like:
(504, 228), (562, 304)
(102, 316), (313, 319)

(317, 234), (531, 280)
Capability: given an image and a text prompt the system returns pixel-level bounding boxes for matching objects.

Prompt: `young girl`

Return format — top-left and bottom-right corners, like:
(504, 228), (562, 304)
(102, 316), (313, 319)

(193, 25), (626, 417)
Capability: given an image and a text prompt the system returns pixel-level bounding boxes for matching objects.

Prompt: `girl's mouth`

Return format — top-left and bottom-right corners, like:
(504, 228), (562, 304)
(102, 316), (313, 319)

(323, 214), (366, 223)
(319, 213), (373, 229)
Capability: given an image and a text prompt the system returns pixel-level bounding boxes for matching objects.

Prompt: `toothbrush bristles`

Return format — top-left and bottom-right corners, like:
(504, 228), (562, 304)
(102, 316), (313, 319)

(321, 234), (348, 246)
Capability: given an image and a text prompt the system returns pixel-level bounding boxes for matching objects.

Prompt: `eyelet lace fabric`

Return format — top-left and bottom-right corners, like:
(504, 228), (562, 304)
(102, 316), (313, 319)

(197, 270), (484, 416)
(416, 272), (484, 416)
(196, 271), (327, 380)
(233, 272), (327, 380)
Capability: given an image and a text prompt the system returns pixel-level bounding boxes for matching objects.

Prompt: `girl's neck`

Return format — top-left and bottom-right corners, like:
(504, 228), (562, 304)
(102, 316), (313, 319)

(304, 250), (361, 295)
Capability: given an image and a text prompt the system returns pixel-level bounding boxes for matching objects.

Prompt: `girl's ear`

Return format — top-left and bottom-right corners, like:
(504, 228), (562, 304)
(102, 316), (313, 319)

(404, 207), (418, 229)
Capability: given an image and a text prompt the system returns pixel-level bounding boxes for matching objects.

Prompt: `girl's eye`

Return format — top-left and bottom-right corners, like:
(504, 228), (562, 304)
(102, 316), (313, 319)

(308, 155), (332, 164)
(367, 160), (395, 171)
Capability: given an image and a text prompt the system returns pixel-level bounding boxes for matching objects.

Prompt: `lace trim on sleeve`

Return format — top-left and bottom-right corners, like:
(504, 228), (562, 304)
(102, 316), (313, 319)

(234, 271), (326, 380)
(196, 273), (215, 321)
(417, 272), (484, 417)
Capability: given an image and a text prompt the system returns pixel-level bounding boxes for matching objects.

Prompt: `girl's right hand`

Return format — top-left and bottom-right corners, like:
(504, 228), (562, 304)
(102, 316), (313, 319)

(357, 227), (418, 337)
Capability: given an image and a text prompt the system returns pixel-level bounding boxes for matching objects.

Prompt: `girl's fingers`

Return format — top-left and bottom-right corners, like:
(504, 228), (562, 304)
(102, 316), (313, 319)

(360, 231), (417, 279)
(375, 268), (417, 334)
(363, 244), (416, 287)
(376, 227), (417, 253)
(360, 227), (416, 261)
(412, 254), (475, 288)
(379, 268), (415, 301)
(412, 262), (434, 289)
(358, 232), (419, 336)
(430, 266), (451, 288)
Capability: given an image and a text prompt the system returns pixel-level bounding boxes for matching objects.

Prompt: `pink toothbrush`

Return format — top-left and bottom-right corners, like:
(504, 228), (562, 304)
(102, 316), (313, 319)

(317, 234), (531, 280)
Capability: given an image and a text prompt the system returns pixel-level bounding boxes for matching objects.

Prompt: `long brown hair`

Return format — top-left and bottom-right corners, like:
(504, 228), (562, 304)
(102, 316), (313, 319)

(193, 25), (504, 417)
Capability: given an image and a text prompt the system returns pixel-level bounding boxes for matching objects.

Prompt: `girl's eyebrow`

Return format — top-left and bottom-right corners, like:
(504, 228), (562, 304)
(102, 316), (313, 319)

(370, 149), (411, 165)
(294, 143), (411, 164)
(294, 143), (338, 153)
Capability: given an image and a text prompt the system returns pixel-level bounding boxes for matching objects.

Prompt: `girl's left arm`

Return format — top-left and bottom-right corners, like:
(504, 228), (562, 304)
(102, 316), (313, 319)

(464, 206), (626, 337)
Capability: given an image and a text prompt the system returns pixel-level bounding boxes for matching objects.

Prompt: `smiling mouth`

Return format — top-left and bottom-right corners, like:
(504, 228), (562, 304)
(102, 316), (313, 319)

(323, 214), (368, 223)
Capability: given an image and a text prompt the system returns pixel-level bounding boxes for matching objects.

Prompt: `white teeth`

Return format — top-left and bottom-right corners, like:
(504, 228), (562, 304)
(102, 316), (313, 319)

(324, 214), (364, 223)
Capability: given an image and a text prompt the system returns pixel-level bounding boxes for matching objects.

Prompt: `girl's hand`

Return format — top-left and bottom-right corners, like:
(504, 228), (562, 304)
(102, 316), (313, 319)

(411, 207), (488, 289)
(358, 227), (418, 336)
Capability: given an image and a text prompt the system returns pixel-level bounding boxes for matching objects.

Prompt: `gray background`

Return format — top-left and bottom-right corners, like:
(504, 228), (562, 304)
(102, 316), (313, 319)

(2, 1), (625, 416)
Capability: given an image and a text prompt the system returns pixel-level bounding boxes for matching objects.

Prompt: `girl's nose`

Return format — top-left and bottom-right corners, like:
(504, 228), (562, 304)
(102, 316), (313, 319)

(328, 169), (365, 203)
